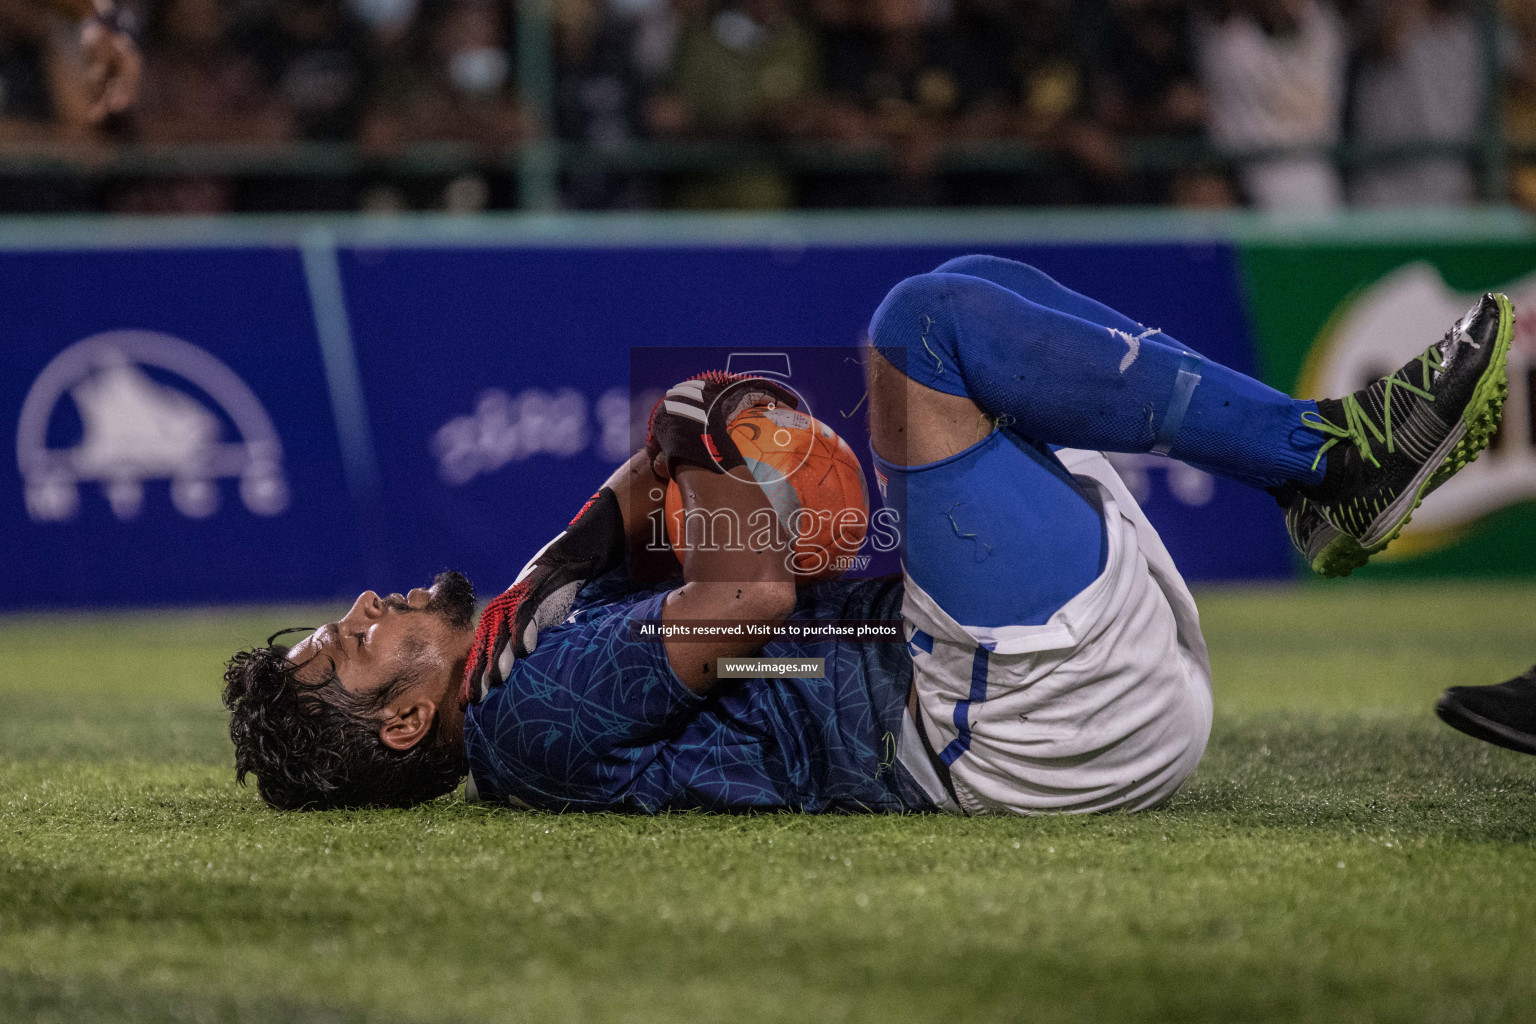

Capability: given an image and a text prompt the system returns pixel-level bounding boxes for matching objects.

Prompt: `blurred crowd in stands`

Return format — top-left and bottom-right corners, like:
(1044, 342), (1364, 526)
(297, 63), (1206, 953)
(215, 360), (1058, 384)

(0, 0), (1530, 212)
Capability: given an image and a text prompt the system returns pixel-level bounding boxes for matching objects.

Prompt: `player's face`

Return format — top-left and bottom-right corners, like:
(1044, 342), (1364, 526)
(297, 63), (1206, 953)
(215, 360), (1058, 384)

(287, 571), (477, 704)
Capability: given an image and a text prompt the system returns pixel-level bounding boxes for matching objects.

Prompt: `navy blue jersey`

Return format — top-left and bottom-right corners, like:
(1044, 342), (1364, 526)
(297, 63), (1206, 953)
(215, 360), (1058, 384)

(463, 572), (931, 813)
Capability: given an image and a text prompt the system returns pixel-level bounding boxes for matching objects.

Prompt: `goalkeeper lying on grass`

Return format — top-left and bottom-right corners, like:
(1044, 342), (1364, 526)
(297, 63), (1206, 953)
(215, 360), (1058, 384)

(224, 256), (1513, 815)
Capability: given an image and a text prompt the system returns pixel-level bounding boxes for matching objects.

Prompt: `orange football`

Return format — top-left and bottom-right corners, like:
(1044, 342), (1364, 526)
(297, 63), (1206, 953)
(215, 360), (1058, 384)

(664, 405), (870, 580)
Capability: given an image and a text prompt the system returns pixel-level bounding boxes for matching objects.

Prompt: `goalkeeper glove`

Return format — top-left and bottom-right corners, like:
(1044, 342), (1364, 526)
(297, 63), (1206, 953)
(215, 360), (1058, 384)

(646, 371), (797, 474)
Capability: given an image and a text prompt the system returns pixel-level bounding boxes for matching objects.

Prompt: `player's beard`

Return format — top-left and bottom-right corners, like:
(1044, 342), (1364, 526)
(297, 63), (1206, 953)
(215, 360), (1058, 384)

(425, 570), (476, 631)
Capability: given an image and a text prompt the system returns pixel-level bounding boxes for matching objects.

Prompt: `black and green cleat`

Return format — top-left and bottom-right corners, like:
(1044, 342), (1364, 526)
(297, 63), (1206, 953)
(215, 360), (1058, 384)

(1283, 292), (1514, 578)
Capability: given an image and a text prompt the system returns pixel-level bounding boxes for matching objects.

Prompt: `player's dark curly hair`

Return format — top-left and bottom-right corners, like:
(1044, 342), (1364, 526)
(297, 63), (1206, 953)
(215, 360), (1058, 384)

(222, 632), (466, 811)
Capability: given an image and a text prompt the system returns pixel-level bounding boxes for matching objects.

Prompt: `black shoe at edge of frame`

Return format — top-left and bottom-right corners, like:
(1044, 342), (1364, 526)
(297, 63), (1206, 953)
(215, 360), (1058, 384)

(1437, 665), (1536, 756)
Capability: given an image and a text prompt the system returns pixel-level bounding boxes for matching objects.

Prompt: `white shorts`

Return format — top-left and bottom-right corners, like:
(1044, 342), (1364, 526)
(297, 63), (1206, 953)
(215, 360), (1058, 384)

(896, 449), (1214, 815)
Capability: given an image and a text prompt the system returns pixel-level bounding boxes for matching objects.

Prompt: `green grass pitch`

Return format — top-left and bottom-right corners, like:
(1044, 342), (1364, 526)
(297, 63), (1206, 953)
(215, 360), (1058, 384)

(3, 582), (1535, 1024)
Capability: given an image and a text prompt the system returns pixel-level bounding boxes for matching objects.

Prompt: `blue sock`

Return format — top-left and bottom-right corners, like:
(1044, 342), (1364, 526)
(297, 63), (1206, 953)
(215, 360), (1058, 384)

(870, 266), (1326, 490)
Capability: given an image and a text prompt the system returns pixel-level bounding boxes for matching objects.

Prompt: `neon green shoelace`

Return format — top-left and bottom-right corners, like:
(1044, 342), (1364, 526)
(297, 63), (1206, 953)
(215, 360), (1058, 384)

(1300, 346), (1445, 471)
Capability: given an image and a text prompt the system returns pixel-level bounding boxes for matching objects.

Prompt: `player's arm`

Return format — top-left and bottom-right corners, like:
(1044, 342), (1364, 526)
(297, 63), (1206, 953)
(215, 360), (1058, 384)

(38, 0), (140, 121)
(661, 462), (794, 693)
(602, 448), (685, 583)
(603, 442), (794, 692)
(645, 373), (799, 694)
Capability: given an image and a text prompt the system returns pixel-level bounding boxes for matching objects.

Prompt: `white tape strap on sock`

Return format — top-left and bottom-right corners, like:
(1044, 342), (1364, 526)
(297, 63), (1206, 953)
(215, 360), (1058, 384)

(1151, 352), (1203, 456)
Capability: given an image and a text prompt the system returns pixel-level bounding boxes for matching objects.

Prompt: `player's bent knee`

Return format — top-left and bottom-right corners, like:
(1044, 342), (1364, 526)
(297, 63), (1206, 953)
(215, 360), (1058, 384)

(868, 274), (960, 377)
(869, 272), (947, 350)
(931, 253), (1036, 279)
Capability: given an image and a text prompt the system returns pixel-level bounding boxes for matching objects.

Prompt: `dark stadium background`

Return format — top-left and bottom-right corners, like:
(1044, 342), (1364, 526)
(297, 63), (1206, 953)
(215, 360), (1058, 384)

(0, 0), (1521, 215)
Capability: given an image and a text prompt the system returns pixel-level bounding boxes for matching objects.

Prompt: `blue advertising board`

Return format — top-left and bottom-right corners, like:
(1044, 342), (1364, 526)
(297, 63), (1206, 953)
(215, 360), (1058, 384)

(1, 225), (1289, 609)
(0, 248), (367, 607)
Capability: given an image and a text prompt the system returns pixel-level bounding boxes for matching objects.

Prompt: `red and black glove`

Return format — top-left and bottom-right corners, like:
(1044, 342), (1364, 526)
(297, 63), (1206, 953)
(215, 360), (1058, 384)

(461, 488), (626, 705)
(646, 371), (798, 474)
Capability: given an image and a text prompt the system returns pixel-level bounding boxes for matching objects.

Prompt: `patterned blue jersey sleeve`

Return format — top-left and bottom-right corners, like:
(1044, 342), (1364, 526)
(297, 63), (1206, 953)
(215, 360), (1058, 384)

(463, 589), (702, 809)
